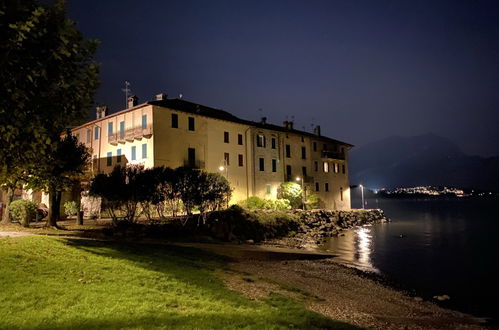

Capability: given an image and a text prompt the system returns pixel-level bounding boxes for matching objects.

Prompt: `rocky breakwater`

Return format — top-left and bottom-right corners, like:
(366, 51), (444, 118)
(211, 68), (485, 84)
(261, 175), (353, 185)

(268, 209), (389, 249)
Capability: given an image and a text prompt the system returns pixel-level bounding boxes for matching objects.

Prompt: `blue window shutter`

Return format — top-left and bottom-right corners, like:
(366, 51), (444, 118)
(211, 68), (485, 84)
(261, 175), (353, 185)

(131, 146), (136, 160)
(108, 122), (113, 135)
(142, 144), (147, 159)
(142, 115), (147, 129)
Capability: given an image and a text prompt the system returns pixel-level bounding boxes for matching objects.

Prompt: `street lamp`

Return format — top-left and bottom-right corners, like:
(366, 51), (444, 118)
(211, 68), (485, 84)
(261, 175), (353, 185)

(296, 176), (306, 210)
(218, 159), (228, 179)
(360, 184), (365, 209)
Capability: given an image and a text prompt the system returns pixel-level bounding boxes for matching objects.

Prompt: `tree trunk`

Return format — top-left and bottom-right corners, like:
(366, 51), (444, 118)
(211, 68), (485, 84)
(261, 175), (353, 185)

(75, 184), (83, 225)
(1, 187), (14, 224)
(47, 187), (61, 228)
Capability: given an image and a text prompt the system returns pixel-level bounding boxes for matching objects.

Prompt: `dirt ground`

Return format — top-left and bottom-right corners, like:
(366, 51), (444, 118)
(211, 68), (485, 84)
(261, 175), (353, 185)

(178, 242), (489, 330)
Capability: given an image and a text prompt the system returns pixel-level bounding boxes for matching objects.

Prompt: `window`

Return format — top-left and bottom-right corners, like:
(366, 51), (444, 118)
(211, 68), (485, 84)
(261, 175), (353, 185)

(301, 136), (304, 142)
(238, 134), (243, 145)
(106, 152), (112, 166)
(171, 113), (178, 128)
(86, 129), (91, 143)
(314, 161), (318, 172)
(342, 164), (345, 174)
(131, 146), (136, 161)
(188, 117), (195, 131)
(93, 155), (97, 166)
(323, 144), (327, 151)
(224, 152), (230, 165)
(142, 115), (147, 129)
(94, 126), (99, 140)
(259, 158), (265, 171)
(224, 131), (229, 143)
(266, 184), (271, 194)
(340, 187), (344, 201)
(302, 166), (307, 176)
(315, 182), (319, 192)
(271, 137), (276, 149)
(313, 142), (317, 152)
(188, 148), (196, 167)
(142, 144), (147, 159)
(117, 149), (122, 163)
(301, 146), (306, 159)
(325, 183), (329, 192)
(238, 154), (243, 167)
(119, 121), (125, 139)
(108, 122), (113, 135)
(285, 145), (291, 158)
(257, 134), (266, 147)
(272, 159), (277, 172)
(323, 162), (329, 173)
(334, 163), (339, 173)
(286, 165), (292, 180)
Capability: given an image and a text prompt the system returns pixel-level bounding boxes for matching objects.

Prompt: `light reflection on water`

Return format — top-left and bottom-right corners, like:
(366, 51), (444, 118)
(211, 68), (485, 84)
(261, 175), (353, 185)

(321, 225), (379, 273)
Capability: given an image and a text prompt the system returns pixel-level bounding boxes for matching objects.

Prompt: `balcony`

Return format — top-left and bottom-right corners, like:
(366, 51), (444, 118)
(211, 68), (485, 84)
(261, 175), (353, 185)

(108, 134), (118, 145)
(321, 150), (345, 160)
(133, 126), (153, 139)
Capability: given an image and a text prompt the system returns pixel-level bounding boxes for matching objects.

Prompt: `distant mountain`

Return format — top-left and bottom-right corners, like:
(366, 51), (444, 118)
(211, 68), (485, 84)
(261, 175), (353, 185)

(349, 133), (499, 191)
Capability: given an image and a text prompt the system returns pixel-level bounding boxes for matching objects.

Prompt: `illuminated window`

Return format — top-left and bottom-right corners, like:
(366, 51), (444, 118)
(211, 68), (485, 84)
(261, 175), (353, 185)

(323, 162), (329, 173)
(257, 134), (266, 147)
(334, 163), (339, 173)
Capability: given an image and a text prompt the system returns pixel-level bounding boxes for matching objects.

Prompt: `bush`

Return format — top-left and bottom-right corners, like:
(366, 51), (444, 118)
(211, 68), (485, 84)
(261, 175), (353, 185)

(243, 196), (266, 209)
(8, 200), (37, 227)
(64, 201), (79, 217)
(277, 182), (303, 209)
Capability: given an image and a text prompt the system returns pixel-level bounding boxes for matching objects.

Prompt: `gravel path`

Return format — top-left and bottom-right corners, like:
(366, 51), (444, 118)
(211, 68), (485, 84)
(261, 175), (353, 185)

(0, 231), (34, 238)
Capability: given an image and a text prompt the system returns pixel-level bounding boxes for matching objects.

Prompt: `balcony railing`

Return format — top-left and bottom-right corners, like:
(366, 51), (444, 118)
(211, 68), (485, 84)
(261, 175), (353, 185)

(321, 150), (345, 160)
(107, 125), (153, 144)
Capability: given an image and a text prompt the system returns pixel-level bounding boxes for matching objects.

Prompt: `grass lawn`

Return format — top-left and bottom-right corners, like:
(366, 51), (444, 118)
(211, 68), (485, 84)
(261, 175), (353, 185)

(0, 236), (356, 329)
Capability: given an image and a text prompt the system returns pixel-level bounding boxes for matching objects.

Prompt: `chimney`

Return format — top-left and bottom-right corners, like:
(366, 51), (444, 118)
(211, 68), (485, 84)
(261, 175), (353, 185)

(313, 125), (321, 136)
(127, 95), (138, 108)
(260, 117), (267, 124)
(289, 121), (294, 130)
(155, 93), (167, 101)
(96, 105), (108, 119)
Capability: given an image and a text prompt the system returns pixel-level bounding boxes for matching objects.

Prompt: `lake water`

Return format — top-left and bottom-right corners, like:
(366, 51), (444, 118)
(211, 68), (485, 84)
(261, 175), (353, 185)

(320, 197), (499, 321)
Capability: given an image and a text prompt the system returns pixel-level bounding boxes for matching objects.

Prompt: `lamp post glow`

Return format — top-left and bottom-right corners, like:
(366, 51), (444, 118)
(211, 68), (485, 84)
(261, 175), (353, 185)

(219, 160), (228, 179)
(360, 184), (365, 209)
(296, 176), (306, 210)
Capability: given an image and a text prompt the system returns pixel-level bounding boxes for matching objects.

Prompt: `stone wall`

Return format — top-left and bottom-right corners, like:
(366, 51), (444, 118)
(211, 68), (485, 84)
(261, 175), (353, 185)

(269, 209), (389, 248)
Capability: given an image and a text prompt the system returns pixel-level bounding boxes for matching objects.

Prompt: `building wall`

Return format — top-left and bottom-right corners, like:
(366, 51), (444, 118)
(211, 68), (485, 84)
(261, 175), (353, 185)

(70, 102), (351, 210)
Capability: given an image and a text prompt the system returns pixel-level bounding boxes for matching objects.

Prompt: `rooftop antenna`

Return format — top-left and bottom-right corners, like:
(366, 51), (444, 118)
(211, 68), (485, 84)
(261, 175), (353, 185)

(122, 81), (132, 108)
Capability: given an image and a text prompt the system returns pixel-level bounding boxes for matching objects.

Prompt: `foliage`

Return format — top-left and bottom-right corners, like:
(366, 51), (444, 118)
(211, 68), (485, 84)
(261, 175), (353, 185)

(90, 166), (232, 224)
(240, 197), (291, 210)
(306, 192), (321, 210)
(0, 0), (99, 225)
(277, 182), (303, 209)
(63, 201), (79, 217)
(28, 132), (90, 226)
(0, 236), (351, 329)
(7, 199), (37, 227)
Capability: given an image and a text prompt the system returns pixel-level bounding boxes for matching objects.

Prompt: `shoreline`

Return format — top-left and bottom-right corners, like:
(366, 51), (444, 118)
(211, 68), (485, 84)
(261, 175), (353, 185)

(178, 241), (488, 329)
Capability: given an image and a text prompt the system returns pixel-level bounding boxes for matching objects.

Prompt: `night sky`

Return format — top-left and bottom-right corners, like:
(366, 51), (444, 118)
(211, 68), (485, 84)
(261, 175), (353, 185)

(68, 0), (499, 157)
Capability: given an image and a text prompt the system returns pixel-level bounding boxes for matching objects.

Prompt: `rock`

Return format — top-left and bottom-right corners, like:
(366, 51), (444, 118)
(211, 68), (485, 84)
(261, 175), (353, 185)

(414, 297), (423, 302)
(245, 239), (254, 244)
(433, 294), (450, 301)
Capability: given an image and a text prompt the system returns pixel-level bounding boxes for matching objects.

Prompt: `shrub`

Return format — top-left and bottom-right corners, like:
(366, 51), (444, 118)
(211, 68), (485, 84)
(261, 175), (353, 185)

(277, 182), (303, 209)
(64, 201), (79, 217)
(8, 200), (37, 227)
(244, 196), (266, 209)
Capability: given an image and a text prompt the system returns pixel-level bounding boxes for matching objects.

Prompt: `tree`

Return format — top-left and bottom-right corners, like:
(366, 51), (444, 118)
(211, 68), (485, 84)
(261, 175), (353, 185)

(28, 132), (90, 227)
(0, 0), (99, 223)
